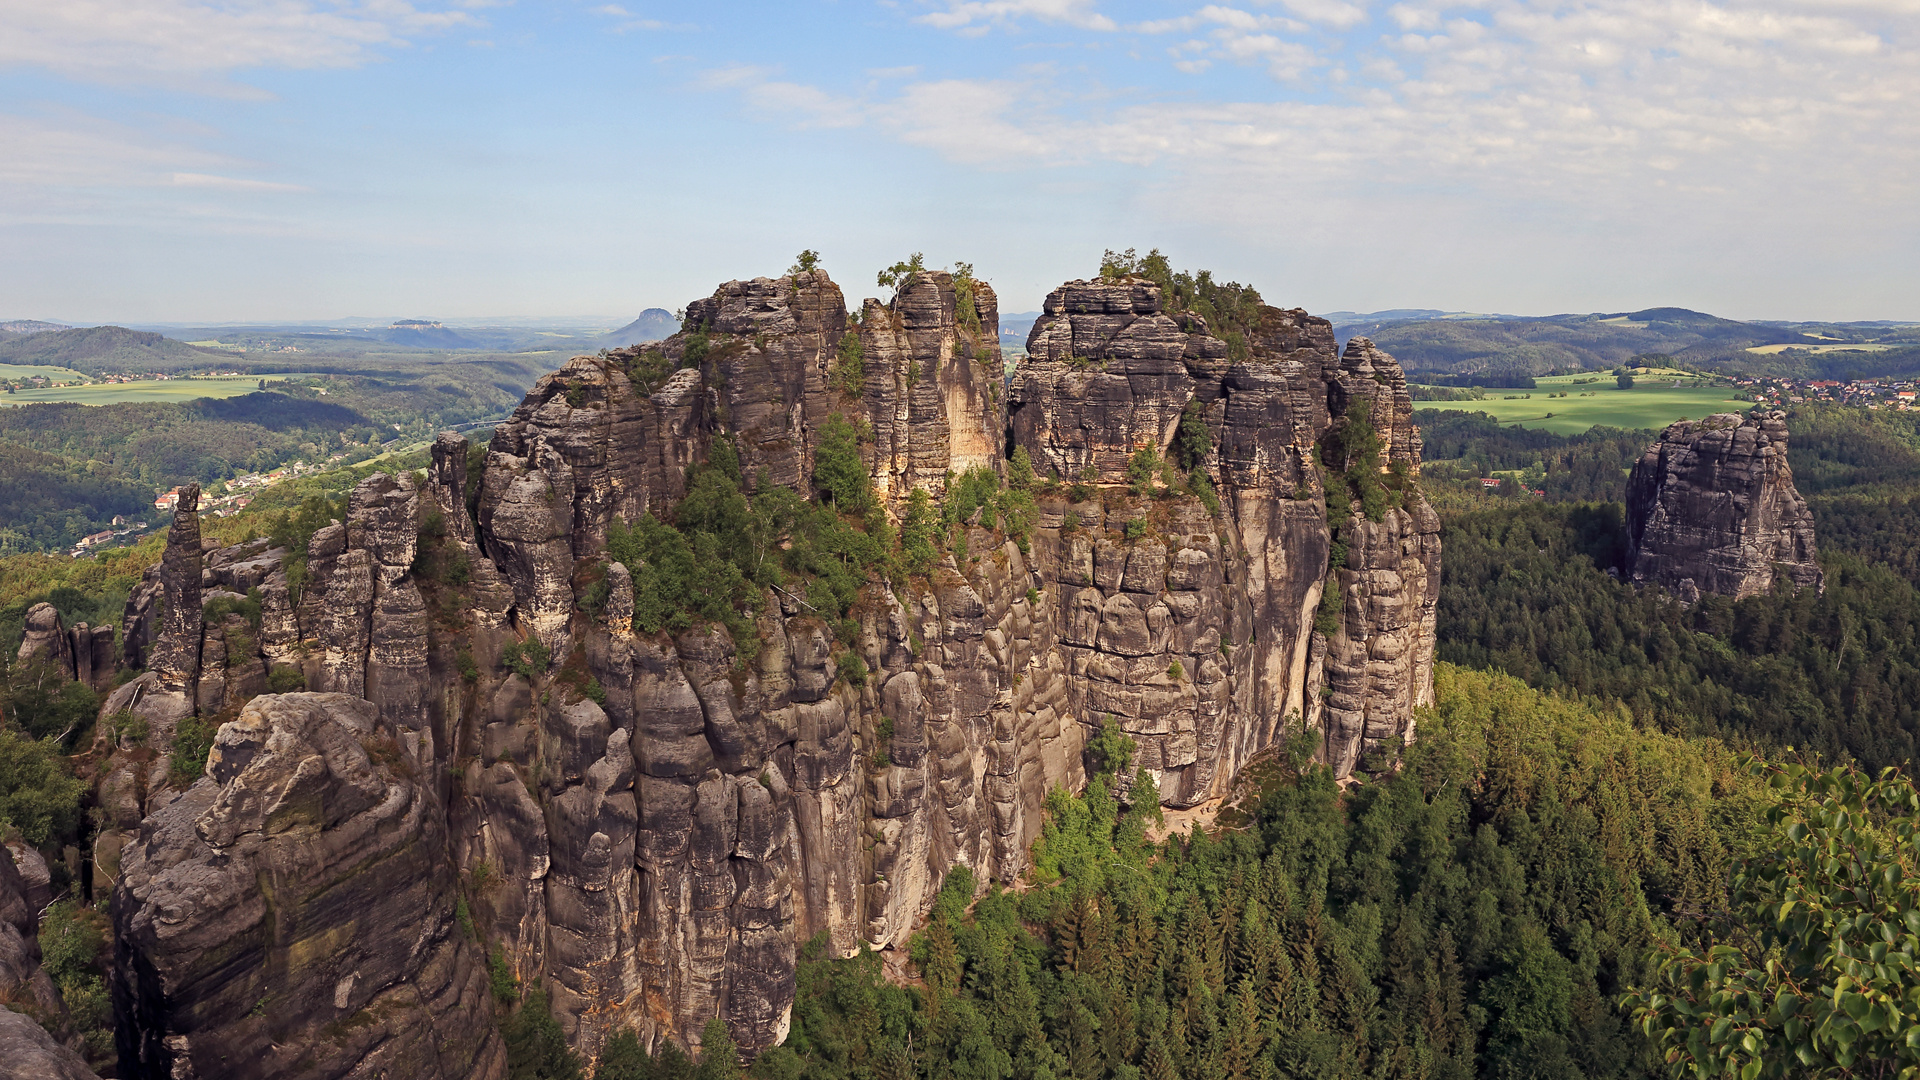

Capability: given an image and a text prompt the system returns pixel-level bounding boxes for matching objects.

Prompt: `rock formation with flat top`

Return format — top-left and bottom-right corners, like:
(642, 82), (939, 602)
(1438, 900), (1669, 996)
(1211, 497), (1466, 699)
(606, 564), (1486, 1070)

(91, 266), (1440, 1073)
(1626, 410), (1823, 603)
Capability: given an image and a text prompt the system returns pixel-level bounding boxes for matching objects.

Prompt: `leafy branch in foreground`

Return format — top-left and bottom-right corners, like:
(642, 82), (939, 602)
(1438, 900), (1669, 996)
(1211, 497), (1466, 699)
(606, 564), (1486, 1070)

(1626, 758), (1920, 1080)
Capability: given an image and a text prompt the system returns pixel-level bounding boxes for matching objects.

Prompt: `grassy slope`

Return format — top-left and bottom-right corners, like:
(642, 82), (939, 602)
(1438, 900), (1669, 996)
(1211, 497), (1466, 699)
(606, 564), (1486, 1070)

(1416, 380), (1750, 435)
(0, 375), (317, 407)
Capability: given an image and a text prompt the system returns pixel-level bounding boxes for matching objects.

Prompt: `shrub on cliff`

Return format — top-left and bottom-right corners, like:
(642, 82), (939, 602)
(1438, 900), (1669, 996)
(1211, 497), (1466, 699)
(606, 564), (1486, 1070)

(0, 721), (83, 845)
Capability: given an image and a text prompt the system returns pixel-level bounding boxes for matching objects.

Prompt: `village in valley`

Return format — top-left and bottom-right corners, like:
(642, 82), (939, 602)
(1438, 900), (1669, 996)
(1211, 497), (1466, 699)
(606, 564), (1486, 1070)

(70, 454), (343, 558)
(1734, 375), (1920, 409)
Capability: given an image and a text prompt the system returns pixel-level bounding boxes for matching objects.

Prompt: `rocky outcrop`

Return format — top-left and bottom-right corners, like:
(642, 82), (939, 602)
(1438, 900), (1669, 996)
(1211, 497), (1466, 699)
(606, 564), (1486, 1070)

(415, 268), (1438, 1059)
(147, 485), (203, 693)
(111, 693), (502, 1080)
(15, 604), (73, 673)
(91, 265), (1439, 1072)
(0, 848), (72, 1041)
(1626, 410), (1823, 602)
(0, 847), (96, 1080)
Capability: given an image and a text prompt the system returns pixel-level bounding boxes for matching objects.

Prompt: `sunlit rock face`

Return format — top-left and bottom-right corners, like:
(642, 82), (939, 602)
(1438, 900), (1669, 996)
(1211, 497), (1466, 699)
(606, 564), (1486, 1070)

(1626, 410), (1823, 603)
(99, 267), (1438, 1068)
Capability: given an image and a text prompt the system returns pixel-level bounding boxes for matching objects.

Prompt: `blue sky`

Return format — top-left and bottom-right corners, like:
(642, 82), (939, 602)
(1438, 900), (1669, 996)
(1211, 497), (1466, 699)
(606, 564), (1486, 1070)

(2, 0), (1916, 324)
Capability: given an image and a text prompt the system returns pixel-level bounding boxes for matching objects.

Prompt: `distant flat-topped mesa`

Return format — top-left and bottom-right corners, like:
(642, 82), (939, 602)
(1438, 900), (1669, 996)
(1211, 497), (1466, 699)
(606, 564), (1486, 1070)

(1626, 410), (1823, 603)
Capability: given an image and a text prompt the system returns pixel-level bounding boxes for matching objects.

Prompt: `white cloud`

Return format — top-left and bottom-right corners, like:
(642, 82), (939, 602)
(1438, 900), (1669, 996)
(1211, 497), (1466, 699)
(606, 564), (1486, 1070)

(727, 0), (1920, 250)
(0, 0), (480, 88)
(0, 111), (232, 191)
(1270, 0), (1370, 29)
(917, 0), (1118, 32)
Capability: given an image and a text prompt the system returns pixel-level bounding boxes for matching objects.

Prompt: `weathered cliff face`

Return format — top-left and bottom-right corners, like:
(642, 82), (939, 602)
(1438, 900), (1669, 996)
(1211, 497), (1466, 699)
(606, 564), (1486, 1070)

(111, 693), (503, 1080)
(428, 270), (1438, 1060)
(1626, 410), (1823, 603)
(1010, 288), (1439, 786)
(88, 266), (1438, 1073)
(0, 847), (97, 1080)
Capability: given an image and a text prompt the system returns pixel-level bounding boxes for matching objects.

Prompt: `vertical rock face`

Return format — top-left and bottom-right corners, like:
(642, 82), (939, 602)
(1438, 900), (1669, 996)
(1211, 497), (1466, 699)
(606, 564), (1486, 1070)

(15, 603), (74, 674)
(148, 484), (203, 693)
(419, 268), (1436, 1059)
(1626, 410), (1823, 602)
(0, 847), (83, 1065)
(111, 693), (503, 1080)
(96, 266), (1439, 1072)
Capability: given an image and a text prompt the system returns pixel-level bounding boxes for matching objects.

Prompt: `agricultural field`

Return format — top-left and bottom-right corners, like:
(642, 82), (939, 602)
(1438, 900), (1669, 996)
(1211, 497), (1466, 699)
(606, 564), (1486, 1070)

(0, 374), (316, 407)
(0, 362), (90, 383)
(1416, 371), (1752, 434)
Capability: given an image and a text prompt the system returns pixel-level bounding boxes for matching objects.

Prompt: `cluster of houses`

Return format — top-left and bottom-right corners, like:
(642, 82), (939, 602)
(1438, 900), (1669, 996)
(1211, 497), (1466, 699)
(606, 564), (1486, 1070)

(90, 457), (332, 557)
(1734, 376), (1920, 409)
(71, 517), (147, 556)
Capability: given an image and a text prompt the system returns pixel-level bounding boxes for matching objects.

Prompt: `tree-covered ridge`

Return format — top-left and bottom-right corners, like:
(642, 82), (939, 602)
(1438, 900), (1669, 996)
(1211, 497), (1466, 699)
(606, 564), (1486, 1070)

(750, 665), (1760, 1080)
(1439, 501), (1920, 770)
(0, 443), (156, 554)
(1412, 411), (1653, 506)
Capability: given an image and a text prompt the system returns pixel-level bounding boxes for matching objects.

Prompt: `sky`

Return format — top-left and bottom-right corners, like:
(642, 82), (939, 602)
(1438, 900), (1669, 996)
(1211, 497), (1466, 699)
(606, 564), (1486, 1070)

(1, 0), (1916, 325)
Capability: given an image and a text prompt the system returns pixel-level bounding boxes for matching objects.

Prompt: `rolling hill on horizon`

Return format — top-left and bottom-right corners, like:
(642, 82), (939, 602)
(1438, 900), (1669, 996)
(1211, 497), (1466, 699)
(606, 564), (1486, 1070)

(1337, 305), (1920, 379)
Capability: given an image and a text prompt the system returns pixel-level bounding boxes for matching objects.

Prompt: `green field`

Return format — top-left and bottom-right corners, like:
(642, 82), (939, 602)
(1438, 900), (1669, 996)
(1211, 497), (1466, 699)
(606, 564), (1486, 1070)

(0, 374), (319, 407)
(0, 362), (90, 383)
(1417, 373), (1752, 434)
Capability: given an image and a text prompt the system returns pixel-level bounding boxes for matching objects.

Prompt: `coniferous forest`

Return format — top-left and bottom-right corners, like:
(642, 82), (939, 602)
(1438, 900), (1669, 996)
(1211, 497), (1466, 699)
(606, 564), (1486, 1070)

(7, 366), (1920, 1078)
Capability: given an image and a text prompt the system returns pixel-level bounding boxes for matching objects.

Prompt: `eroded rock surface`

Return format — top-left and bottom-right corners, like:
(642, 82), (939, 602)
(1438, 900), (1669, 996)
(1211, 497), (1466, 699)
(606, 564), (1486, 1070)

(90, 266), (1439, 1071)
(111, 693), (503, 1080)
(1627, 410), (1823, 602)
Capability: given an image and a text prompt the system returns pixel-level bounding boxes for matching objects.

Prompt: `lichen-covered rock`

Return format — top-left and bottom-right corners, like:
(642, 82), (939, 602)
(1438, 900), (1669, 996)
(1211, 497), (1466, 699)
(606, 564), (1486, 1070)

(1626, 410), (1823, 602)
(111, 693), (503, 1080)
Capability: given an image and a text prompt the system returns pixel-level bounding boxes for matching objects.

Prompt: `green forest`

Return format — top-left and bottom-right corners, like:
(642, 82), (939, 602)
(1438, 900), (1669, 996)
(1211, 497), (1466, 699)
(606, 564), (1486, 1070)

(11, 320), (1920, 1078)
(0, 354), (548, 552)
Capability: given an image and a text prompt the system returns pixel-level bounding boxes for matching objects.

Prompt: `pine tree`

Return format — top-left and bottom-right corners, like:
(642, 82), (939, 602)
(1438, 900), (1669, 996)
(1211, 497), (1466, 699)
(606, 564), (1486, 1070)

(694, 1018), (741, 1080)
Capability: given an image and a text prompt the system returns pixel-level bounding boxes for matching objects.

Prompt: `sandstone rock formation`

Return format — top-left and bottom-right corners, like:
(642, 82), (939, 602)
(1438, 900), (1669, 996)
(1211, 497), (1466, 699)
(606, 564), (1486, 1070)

(84, 265), (1438, 1072)
(14, 604), (114, 691)
(111, 693), (503, 1080)
(1626, 410), (1823, 602)
(0, 848), (97, 1080)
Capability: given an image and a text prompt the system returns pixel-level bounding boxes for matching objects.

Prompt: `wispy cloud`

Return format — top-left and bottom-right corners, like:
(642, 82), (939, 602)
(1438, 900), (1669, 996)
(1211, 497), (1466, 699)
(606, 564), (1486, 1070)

(171, 172), (309, 193)
(917, 0), (1117, 33)
(592, 3), (696, 32)
(0, 0), (482, 90)
(719, 0), (1920, 232)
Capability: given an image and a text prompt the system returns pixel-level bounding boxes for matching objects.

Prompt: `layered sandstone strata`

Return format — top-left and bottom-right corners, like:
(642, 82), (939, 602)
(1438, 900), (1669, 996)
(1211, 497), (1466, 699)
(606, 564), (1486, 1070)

(93, 266), (1439, 1070)
(111, 694), (503, 1080)
(1626, 410), (1823, 602)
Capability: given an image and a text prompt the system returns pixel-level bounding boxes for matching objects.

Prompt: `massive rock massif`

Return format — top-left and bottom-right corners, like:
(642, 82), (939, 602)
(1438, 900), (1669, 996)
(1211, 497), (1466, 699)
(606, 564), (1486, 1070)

(73, 266), (1438, 1075)
(1626, 410), (1823, 602)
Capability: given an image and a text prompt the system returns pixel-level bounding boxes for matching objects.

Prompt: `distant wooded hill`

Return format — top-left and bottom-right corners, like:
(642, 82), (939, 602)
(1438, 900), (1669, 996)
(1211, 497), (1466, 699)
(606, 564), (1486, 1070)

(0, 326), (230, 375)
(1340, 307), (1920, 380)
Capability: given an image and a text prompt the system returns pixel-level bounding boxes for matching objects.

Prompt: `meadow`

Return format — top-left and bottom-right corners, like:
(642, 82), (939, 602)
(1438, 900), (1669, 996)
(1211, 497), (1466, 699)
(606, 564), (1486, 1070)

(0, 374), (317, 407)
(0, 362), (90, 383)
(1417, 372), (1751, 434)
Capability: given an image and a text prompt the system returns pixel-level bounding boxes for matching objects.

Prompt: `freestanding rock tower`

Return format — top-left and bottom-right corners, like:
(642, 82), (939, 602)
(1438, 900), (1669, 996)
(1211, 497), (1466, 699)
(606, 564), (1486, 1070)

(1625, 410), (1823, 603)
